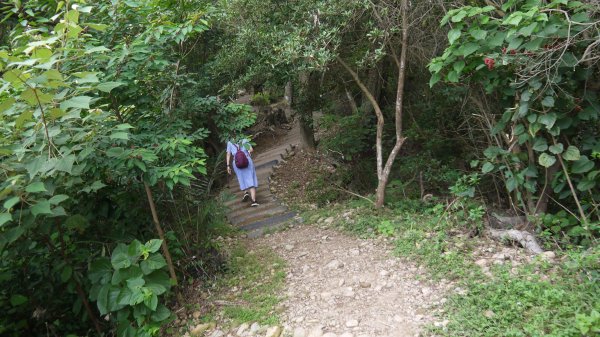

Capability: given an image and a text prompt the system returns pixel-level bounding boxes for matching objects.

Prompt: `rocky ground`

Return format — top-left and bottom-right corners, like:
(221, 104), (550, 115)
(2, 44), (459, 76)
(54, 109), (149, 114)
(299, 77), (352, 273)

(251, 224), (452, 337)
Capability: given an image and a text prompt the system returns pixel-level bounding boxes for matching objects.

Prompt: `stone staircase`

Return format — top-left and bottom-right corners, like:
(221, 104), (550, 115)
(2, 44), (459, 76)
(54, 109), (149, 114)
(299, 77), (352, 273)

(223, 121), (302, 238)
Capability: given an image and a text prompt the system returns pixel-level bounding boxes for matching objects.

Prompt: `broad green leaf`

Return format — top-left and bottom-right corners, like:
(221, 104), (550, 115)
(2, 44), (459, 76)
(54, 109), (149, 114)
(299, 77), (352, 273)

(15, 111), (34, 128)
(140, 254), (167, 274)
(541, 96), (555, 107)
(10, 294), (28, 306)
(31, 201), (52, 216)
(459, 43), (479, 56)
(562, 146), (580, 161)
(112, 266), (143, 284)
(49, 194), (69, 205)
(429, 73), (440, 87)
(0, 98), (16, 113)
(453, 60), (465, 73)
(532, 138), (548, 152)
(55, 155), (75, 174)
(73, 72), (99, 84)
(127, 276), (145, 291)
(26, 182), (47, 193)
(549, 143), (563, 154)
(447, 71), (459, 83)
(519, 22), (537, 36)
(571, 156), (594, 174)
(145, 280), (168, 296)
(507, 36), (523, 50)
(577, 178), (595, 191)
(107, 286), (124, 312)
(60, 96), (92, 110)
(3, 196), (20, 210)
(538, 153), (556, 168)
(448, 29), (461, 44)
(110, 132), (129, 140)
(97, 81), (125, 93)
(451, 10), (467, 22)
(144, 293), (158, 311)
(88, 180), (107, 192)
(561, 52), (578, 67)
(539, 113), (557, 129)
(504, 13), (523, 25)
(151, 304), (170, 322)
(106, 147), (124, 157)
(111, 252), (132, 270)
(470, 29), (487, 40)
(88, 258), (112, 284)
(482, 162), (494, 173)
(3, 69), (25, 85)
(506, 177), (517, 192)
(0, 213), (12, 227)
(96, 284), (110, 315)
(145, 239), (162, 253)
(87, 23), (109, 31)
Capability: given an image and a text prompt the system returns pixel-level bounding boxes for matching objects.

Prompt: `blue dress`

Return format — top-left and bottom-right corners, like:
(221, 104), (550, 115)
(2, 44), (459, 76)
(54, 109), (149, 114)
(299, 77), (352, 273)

(227, 139), (258, 191)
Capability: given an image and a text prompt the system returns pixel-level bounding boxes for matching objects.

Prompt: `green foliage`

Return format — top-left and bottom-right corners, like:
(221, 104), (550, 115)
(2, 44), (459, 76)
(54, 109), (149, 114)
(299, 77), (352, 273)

(250, 92), (271, 106)
(537, 211), (599, 248)
(318, 112), (374, 161)
(430, 0), (600, 233)
(89, 239), (172, 337)
(0, 0), (245, 335)
(202, 244), (286, 327)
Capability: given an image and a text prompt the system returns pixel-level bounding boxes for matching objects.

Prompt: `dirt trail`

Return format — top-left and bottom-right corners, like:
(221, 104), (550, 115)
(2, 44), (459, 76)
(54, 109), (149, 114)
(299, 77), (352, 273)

(250, 224), (449, 337)
(222, 106), (448, 337)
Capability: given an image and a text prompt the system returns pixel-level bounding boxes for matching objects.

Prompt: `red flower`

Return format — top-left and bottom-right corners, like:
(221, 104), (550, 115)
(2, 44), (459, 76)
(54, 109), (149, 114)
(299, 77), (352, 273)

(510, 49), (516, 55)
(502, 47), (507, 54)
(484, 57), (495, 70)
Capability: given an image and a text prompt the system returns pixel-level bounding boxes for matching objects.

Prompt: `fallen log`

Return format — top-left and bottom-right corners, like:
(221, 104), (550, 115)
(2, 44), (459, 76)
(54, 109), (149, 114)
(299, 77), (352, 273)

(488, 228), (544, 254)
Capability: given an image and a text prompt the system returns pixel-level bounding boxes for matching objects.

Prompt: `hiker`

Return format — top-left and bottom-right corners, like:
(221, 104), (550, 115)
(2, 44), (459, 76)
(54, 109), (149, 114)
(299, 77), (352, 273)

(226, 136), (259, 207)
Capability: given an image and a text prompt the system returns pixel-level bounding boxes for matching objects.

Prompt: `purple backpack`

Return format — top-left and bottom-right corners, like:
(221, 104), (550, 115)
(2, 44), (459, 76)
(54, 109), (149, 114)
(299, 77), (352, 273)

(234, 144), (249, 169)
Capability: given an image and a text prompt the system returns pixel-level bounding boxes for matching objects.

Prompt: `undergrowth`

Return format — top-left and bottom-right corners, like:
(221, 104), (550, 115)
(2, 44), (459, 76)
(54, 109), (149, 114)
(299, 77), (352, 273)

(301, 198), (600, 337)
(200, 244), (286, 328)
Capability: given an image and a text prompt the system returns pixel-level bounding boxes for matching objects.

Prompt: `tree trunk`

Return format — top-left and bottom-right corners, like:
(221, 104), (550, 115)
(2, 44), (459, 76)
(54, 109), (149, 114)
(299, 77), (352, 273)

(297, 72), (318, 149)
(143, 182), (178, 286)
(284, 81), (294, 121)
(285, 81), (293, 107)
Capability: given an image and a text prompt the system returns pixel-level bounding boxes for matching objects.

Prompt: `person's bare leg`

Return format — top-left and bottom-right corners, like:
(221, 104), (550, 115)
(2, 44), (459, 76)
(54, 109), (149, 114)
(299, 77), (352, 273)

(250, 187), (257, 202)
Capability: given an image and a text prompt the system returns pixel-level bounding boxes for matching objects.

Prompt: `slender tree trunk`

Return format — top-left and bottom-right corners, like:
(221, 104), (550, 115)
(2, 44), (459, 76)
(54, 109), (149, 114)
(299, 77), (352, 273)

(143, 182), (178, 286)
(375, 0), (410, 208)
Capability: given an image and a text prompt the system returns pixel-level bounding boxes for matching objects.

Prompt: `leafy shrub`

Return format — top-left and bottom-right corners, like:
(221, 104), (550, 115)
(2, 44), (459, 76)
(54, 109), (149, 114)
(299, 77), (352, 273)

(89, 239), (172, 337)
(318, 112), (374, 161)
(251, 92), (271, 106)
(538, 211), (600, 248)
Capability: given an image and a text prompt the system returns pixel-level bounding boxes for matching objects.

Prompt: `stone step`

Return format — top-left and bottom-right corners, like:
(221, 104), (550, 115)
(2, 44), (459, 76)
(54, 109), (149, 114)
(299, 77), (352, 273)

(254, 143), (291, 161)
(223, 189), (273, 207)
(241, 211), (299, 238)
(225, 195), (278, 213)
(228, 198), (283, 219)
(229, 205), (289, 226)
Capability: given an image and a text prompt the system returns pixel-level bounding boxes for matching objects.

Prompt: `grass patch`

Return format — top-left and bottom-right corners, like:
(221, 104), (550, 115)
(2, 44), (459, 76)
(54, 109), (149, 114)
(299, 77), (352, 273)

(202, 243), (286, 327)
(301, 198), (600, 336)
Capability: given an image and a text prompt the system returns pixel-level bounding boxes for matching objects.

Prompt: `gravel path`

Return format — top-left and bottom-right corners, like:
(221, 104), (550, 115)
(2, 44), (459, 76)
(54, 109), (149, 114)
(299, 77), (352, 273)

(251, 224), (450, 337)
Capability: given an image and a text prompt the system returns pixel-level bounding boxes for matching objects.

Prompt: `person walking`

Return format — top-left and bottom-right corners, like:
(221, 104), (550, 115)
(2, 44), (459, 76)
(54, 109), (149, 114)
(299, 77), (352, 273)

(226, 136), (259, 206)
